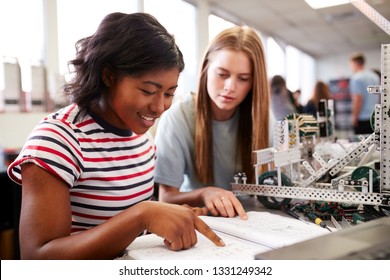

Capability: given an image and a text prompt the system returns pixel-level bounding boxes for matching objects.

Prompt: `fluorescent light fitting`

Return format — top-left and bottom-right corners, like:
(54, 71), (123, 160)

(304, 0), (350, 9)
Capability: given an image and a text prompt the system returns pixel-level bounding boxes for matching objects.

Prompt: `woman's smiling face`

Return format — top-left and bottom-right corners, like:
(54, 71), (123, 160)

(100, 68), (180, 134)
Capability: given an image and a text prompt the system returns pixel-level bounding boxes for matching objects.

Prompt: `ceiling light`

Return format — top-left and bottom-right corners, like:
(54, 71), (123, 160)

(304, 0), (350, 9)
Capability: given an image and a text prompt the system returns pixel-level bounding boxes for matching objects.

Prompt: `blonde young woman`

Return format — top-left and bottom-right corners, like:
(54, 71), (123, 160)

(154, 26), (271, 220)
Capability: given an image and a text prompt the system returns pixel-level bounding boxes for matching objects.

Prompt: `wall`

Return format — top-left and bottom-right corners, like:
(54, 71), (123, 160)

(317, 48), (382, 83)
(0, 112), (48, 150)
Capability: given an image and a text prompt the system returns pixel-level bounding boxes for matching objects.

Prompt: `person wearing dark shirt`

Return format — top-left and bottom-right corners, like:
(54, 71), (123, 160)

(303, 81), (332, 118)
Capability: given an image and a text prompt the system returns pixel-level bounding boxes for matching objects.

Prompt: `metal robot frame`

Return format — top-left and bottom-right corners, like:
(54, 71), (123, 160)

(232, 44), (390, 208)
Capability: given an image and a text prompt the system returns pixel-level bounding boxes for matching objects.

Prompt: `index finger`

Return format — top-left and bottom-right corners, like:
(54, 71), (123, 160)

(194, 216), (225, 247)
(192, 206), (208, 216)
(181, 204), (209, 216)
(231, 196), (247, 220)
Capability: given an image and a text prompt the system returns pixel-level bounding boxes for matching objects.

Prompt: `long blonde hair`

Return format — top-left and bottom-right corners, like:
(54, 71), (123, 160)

(194, 26), (270, 184)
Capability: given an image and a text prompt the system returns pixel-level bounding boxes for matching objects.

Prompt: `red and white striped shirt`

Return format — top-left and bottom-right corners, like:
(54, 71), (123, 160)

(8, 104), (155, 233)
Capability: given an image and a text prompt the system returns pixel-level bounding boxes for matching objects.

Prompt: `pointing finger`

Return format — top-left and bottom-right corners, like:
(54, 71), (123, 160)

(181, 204), (209, 216)
(192, 206), (208, 216)
(194, 217), (225, 247)
(231, 198), (247, 220)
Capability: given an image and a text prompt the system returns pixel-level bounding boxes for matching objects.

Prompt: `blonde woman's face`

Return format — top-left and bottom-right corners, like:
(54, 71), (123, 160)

(206, 49), (253, 121)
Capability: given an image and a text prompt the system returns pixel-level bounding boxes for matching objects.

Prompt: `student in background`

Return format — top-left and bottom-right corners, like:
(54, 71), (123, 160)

(303, 81), (333, 118)
(270, 75), (297, 120)
(349, 52), (380, 135)
(154, 26), (271, 220)
(292, 89), (304, 114)
(7, 12), (223, 259)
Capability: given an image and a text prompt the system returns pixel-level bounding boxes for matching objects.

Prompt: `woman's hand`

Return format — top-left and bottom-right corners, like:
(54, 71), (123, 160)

(181, 204), (208, 216)
(140, 201), (225, 251)
(201, 187), (247, 220)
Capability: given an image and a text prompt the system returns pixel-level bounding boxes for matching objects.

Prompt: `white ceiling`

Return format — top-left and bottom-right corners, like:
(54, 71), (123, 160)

(185, 0), (390, 58)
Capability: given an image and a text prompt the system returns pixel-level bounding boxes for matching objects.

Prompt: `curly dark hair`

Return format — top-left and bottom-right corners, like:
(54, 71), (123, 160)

(63, 12), (185, 117)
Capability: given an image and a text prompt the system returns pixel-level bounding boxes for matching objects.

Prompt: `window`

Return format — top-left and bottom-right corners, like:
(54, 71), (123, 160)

(0, 0), (44, 92)
(145, 0), (197, 99)
(298, 52), (316, 105)
(266, 37), (286, 79)
(208, 14), (235, 42)
(286, 45), (316, 105)
(286, 46), (301, 93)
(0, 0), (44, 61)
(57, 0), (139, 78)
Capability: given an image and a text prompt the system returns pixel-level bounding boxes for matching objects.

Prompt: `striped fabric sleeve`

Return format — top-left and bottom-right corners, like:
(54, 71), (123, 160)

(8, 119), (83, 187)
